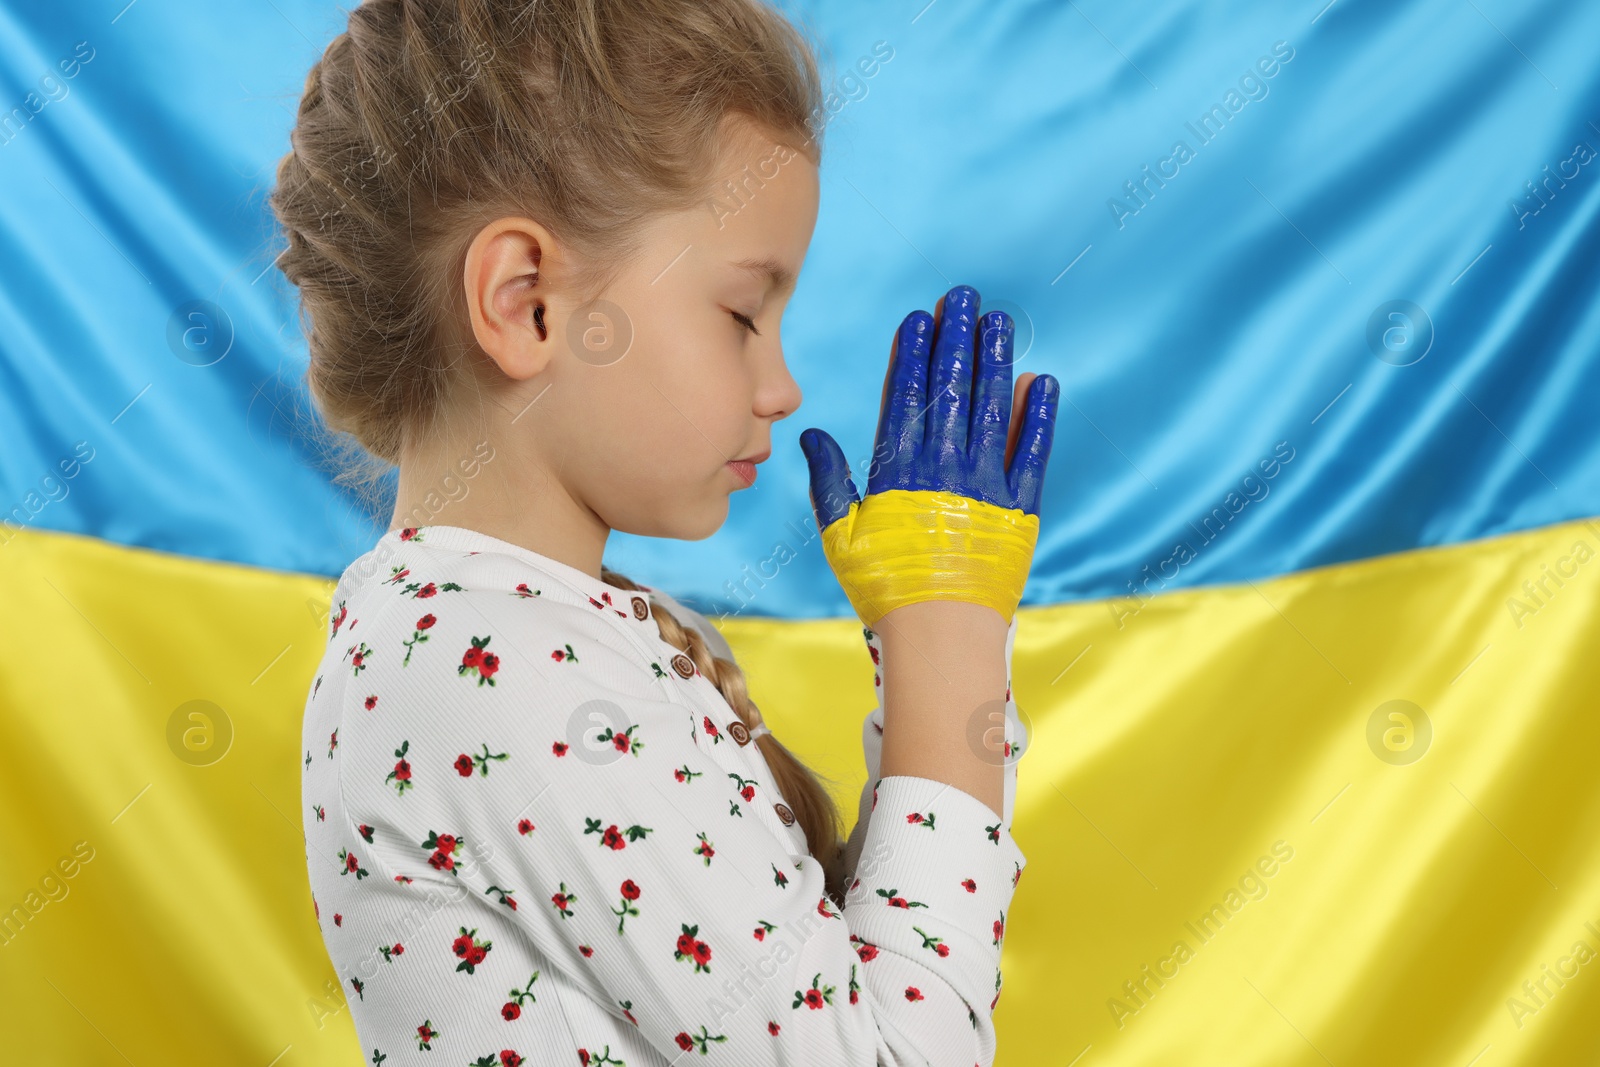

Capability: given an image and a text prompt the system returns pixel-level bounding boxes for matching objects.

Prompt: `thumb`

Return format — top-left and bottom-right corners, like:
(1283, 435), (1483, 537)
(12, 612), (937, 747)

(798, 428), (860, 532)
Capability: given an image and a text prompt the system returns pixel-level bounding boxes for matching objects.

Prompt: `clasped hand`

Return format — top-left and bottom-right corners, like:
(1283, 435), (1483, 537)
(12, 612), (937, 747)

(799, 285), (1059, 628)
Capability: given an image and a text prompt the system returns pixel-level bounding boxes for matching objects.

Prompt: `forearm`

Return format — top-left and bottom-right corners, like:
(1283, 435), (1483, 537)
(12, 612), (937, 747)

(875, 600), (1010, 818)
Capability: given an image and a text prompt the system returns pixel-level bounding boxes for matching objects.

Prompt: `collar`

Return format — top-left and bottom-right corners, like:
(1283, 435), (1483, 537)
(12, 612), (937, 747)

(371, 524), (661, 632)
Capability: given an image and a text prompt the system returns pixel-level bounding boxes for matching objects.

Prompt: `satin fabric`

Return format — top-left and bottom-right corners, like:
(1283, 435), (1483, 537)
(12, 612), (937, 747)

(3, 517), (1595, 1062)
(0, 1), (1595, 610)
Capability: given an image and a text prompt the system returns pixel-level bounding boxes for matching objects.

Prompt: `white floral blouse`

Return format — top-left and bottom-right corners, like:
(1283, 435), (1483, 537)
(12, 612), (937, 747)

(301, 523), (1027, 1067)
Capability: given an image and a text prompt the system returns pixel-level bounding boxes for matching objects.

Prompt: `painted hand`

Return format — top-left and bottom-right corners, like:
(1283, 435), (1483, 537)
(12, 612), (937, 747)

(799, 284), (1059, 627)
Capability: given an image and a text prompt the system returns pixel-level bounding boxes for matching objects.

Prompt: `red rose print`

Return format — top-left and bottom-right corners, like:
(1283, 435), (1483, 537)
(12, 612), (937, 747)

(387, 740), (414, 794)
(620, 880), (640, 900)
(417, 614), (435, 629)
(904, 987), (924, 1002)
(584, 818), (653, 850)
(517, 818), (534, 835)
(339, 848), (368, 879)
(456, 743), (510, 777)
(673, 924), (713, 974)
(693, 833), (715, 866)
(912, 926), (951, 957)
(767, 1021), (780, 1035)
(850, 936), (880, 962)
(551, 883), (577, 919)
(452, 926), (493, 974)
(423, 830), (463, 876)
(792, 972), (836, 1009)
(459, 636), (501, 686)
(364, 695), (378, 710)
(503, 972), (539, 1018)
(877, 887), (927, 910)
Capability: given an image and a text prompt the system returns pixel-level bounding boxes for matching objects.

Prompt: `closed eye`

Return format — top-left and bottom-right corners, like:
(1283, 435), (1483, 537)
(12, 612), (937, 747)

(730, 310), (761, 337)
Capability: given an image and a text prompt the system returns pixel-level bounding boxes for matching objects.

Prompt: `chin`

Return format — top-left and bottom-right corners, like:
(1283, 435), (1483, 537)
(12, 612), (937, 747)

(617, 496), (728, 542)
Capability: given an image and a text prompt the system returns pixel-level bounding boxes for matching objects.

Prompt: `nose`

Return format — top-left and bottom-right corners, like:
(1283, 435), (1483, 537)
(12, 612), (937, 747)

(759, 342), (803, 420)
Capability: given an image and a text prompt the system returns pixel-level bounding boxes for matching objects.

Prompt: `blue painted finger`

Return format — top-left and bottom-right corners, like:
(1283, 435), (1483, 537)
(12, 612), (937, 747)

(924, 285), (979, 464)
(799, 426), (860, 530)
(870, 310), (934, 495)
(968, 309), (1014, 487)
(1007, 374), (1059, 516)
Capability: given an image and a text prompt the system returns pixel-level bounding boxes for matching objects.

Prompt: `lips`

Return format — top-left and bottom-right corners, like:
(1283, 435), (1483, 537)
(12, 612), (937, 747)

(727, 460), (758, 487)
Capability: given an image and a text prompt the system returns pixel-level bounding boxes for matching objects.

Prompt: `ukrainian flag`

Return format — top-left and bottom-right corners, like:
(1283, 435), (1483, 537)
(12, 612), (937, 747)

(2, 1), (1596, 1062)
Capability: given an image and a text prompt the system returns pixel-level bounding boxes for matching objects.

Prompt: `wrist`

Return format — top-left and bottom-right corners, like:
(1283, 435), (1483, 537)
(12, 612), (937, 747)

(877, 599), (1010, 651)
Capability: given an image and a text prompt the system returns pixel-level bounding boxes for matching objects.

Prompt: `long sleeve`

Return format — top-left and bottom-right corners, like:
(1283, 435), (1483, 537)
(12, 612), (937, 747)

(336, 580), (1027, 1066)
(839, 613), (1025, 890)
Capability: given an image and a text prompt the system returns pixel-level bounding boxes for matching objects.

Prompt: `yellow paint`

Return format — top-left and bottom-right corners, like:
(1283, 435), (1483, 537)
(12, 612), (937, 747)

(819, 488), (1040, 625)
(2, 517), (1597, 1063)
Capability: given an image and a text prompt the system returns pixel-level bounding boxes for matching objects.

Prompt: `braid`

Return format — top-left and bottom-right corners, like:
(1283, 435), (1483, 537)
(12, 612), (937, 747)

(602, 568), (850, 909)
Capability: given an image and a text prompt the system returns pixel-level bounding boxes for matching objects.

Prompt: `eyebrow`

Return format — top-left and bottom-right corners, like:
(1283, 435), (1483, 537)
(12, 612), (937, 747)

(732, 256), (796, 296)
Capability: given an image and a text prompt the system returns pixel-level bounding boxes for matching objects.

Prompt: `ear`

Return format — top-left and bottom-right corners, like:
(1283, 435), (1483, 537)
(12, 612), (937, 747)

(463, 217), (560, 381)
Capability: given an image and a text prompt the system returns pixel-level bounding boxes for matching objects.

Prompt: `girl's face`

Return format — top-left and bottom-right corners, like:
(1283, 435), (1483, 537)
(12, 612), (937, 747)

(534, 115), (818, 544)
(450, 114), (818, 561)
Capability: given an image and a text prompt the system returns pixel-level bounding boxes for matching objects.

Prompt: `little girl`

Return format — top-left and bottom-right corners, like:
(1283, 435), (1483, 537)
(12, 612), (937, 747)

(274, 1), (1057, 1063)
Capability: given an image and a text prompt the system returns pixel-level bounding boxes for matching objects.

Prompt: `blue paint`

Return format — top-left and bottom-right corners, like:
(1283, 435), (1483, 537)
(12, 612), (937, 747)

(800, 285), (1060, 530)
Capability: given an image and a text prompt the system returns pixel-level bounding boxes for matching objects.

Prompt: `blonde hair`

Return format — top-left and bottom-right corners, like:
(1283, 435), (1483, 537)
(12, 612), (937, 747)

(270, 0), (848, 905)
